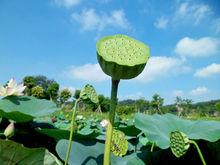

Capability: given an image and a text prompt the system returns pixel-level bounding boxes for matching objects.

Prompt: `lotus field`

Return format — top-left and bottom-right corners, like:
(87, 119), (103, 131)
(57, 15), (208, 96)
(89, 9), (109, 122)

(0, 35), (220, 165)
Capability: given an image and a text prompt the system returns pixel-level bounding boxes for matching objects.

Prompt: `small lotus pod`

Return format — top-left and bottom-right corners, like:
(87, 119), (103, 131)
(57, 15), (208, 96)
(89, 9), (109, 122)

(96, 34), (150, 80)
(4, 121), (15, 139)
(79, 84), (99, 104)
(111, 129), (128, 156)
(170, 131), (190, 158)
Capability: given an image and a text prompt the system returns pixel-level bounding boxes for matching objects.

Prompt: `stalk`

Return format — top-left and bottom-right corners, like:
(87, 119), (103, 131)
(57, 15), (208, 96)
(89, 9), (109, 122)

(150, 143), (155, 152)
(103, 79), (120, 165)
(189, 140), (206, 165)
(64, 99), (79, 165)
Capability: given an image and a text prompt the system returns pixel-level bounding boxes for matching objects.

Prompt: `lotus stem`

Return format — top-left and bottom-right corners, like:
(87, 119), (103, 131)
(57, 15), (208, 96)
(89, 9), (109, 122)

(189, 140), (206, 165)
(65, 99), (79, 165)
(150, 142), (155, 152)
(103, 79), (120, 165)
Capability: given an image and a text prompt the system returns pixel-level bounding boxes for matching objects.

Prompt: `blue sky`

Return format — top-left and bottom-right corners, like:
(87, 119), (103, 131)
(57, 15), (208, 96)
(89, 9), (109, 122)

(0, 0), (220, 104)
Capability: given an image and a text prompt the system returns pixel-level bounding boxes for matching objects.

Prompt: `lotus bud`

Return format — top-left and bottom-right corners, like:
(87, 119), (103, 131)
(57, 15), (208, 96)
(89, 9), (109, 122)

(4, 121), (15, 139)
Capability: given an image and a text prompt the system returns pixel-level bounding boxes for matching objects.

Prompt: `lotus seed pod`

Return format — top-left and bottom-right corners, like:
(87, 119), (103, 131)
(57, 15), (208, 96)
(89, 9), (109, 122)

(4, 122), (15, 139)
(111, 129), (128, 156)
(170, 131), (190, 158)
(97, 34), (150, 80)
(80, 84), (99, 104)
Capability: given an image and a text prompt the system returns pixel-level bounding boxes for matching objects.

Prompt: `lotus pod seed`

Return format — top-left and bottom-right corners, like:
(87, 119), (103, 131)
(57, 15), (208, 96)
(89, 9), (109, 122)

(80, 84), (99, 104)
(170, 131), (190, 158)
(111, 129), (128, 156)
(97, 34), (150, 80)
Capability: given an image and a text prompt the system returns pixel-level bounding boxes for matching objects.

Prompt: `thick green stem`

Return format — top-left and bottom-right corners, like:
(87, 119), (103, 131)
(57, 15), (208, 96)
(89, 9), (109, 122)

(103, 79), (120, 165)
(64, 99), (79, 165)
(189, 140), (206, 165)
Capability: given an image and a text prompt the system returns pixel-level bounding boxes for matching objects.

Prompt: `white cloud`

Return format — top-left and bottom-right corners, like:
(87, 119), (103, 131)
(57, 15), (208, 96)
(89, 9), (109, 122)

(194, 63), (220, 78)
(174, 1), (211, 25)
(64, 57), (191, 83)
(172, 90), (184, 97)
(71, 8), (130, 31)
(53, 0), (81, 8)
(65, 63), (109, 82)
(135, 56), (188, 82)
(154, 16), (168, 29)
(190, 86), (208, 96)
(175, 37), (219, 57)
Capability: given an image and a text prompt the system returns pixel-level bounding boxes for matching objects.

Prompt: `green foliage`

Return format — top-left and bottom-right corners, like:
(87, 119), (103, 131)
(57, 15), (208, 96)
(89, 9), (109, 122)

(74, 89), (80, 99)
(135, 98), (150, 113)
(23, 76), (37, 96)
(47, 82), (59, 101)
(150, 94), (164, 114)
(56, 139), (146, 165)
(0, 96), (58, 122)
(134, 113), (220, 149)
(174, 96), (193, 116)
(117, 105), (134, 115)
(31, 86), (44, 99)
(98, 95), (111, 112)
(23, 75), (59, 100)
(59, 88), (72, 105)
(0, 139), (62, 165)
(215, 102), (220, 112)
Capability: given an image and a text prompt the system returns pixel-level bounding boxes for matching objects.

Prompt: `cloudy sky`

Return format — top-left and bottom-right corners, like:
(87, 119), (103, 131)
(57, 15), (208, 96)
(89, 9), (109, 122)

(0, 0), (220, 104)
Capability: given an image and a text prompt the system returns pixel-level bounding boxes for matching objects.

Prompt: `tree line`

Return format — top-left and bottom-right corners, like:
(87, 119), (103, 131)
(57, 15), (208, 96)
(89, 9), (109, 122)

(21, 75), (220, 116)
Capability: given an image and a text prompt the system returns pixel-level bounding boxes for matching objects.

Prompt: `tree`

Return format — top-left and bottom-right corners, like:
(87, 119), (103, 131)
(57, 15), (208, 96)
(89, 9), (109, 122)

(174, 96), (193, 116)
(74, 89), (81, 99)
(151, 94), (164, 114)
(47, 82), (59, 101)
(22, 75), (59, 100)
(135, 98), (150, 113)
(23, 76), (37, 95)
(215, 102), (220, 115)
(59, 89), (72, 105)
(31, 86), (44, 99)
(98, 95), (111, 112)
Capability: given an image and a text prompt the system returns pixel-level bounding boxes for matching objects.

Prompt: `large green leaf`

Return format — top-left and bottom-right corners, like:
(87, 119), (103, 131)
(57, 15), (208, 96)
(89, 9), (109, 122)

(56, 139), (146, 165)
(0, 96), (58, 122)
(36, 128), (100, 140)
(0, 139), (62, 165)
(134, 113), (220, 149)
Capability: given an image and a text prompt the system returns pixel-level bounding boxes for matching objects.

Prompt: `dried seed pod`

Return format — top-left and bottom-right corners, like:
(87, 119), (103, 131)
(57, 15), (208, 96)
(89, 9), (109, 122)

(97, 34), (150, 80)
(80, 84), (99, 104)
(170, 131), (190, 158)
(111, 129), (128, 156)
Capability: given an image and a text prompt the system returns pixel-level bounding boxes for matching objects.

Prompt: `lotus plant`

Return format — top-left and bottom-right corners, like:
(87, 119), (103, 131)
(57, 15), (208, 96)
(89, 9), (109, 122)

(64, 84), (99, 165)
(4, 121), (15, 139)
(170, 131), (206, 165)
(0, 78), (26, 97)
(96, 34), (150, 164)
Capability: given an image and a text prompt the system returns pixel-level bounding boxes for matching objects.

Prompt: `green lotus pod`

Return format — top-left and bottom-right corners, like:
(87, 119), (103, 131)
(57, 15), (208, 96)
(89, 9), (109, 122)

(79, 84), (99, 104)
(97, 34), (150, 80)
(4, 121), (15, 139)
(170, 131), (190, 158)
(111, 129), (128, 156)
